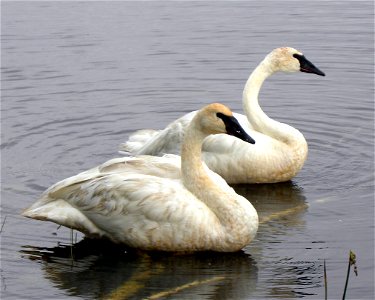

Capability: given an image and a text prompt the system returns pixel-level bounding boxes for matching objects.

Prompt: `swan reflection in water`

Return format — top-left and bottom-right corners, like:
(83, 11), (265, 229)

(21, 182), (319, 299)
(237, 181), (322, 298)
(21, 240), (258, 299)
(233, 181), (308, 227)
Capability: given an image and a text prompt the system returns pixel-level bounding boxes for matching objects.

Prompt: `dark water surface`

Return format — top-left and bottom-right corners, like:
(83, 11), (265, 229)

(1, 1), (374, 299)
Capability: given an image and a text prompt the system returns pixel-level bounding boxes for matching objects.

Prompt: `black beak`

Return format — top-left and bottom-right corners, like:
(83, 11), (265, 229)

(217, 113), (255, 144)
(293, 53), (325, 76)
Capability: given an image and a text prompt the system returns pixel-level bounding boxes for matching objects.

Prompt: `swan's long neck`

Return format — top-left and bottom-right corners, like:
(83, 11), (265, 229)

(180, 123), (250, 230)
(181, 123), (208, 189)
(243, 61), (302, 144)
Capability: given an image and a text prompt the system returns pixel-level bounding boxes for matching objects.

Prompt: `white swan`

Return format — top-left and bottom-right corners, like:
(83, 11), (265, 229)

(22, 103), (258, 252)
(120, 47), (325, 184)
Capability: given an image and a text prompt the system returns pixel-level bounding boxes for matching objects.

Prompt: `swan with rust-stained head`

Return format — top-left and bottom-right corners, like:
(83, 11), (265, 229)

(22, 103), (258, 252)
(120, 47), (325, 184)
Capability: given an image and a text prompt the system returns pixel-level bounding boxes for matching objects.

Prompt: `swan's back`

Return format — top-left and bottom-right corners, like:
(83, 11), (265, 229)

(22, 156), (231, 250)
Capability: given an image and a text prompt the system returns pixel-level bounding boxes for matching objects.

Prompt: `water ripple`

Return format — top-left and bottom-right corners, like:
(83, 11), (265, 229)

(2, 1), (374, 300)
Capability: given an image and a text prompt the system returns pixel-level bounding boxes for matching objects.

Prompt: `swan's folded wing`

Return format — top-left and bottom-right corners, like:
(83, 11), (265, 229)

(22, 170), (219, 248)
(119, 129), (160, 155)
(120, 110), (198, 156)
(98, 155), (181, 179)
(22, 155), (182, 220)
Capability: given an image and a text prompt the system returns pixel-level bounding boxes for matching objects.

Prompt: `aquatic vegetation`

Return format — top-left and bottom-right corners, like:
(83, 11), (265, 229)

(324, 250), (358, 300)
(343, 250), (358, 299)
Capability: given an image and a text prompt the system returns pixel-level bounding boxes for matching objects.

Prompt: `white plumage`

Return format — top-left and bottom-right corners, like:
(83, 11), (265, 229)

(120, 47), (325, 184)
(22, 103), (259, 252)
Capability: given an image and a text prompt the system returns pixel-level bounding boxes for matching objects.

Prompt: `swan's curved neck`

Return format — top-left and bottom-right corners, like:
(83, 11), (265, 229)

(180, 124), (246, 227)
(181, 124), (217, 194)
(243, 61), (301, 144)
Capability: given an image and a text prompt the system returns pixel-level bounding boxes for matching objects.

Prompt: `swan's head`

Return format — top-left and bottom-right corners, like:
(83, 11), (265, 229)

(265, 47), (325, 76)
(198, 103), (255, 144)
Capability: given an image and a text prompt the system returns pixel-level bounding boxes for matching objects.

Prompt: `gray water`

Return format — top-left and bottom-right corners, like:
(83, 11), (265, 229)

(1, 1), (374, 299)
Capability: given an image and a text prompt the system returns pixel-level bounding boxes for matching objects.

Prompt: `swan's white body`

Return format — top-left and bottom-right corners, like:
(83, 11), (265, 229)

(121, 47), (325, 184)
(22, 104), (258, 252)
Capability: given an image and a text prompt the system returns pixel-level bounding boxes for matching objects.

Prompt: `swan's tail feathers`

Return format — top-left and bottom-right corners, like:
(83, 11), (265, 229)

(22, 198), (103, 238)
(119, 129), (160, 155)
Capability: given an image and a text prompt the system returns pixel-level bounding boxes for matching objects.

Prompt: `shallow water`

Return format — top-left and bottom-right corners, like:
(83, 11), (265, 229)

(1, 1), (374, 299)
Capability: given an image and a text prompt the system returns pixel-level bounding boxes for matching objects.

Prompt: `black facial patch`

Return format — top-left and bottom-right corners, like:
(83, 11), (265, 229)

(293, 53), (305, 61)
(216, 113), (255, 144)
(293, 53), (325, 76)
